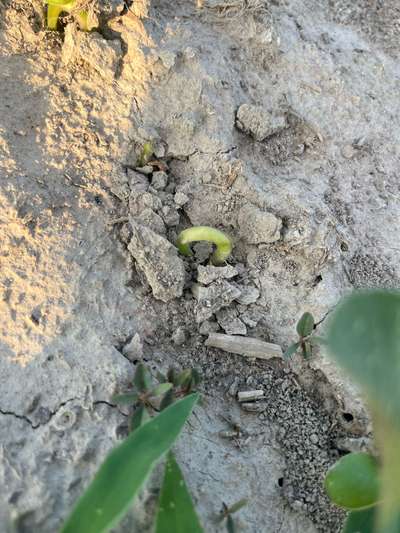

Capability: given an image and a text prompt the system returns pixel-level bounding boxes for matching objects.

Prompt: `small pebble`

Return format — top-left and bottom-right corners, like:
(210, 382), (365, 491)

(151, 171), (168, 190)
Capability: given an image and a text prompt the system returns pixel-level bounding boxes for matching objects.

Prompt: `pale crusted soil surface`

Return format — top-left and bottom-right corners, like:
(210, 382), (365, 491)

(0, 0), (399, 531)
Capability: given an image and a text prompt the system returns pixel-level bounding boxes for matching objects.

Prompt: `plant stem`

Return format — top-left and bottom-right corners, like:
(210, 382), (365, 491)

(177, 226), (232, 265)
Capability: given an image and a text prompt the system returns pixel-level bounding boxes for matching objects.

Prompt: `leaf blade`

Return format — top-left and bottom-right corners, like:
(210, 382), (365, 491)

(296, 312), (315, 337)
(324, 452), (380, 510)
(155, 451), (203, 533)
(61, 393), (199, 533)
(283, 342), (300, 359)
(343, 507), (376, 533)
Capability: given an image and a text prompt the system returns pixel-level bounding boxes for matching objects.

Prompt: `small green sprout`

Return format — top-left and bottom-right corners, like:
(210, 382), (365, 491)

(284, 311), (325, 359)
(113, 363), (201, 431)
(218, 498), (248, 533)
(137, 142), (154, 167)
(45, 0), (96, 31)
(177, 226), (233, 265)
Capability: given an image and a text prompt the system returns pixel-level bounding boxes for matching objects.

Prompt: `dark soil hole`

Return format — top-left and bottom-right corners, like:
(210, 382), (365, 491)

(278, 477), (284, 487)
(342, 412), (354, 423)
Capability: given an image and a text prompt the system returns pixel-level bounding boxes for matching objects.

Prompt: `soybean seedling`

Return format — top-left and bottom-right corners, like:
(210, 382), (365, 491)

(324, 290), (400, 532)
(177, 226), (233, 265)
(45, 0), (96, 30)
(113, 363), (201, 430)
(284, 311), (325, 359)
(218, 498), (248, 533)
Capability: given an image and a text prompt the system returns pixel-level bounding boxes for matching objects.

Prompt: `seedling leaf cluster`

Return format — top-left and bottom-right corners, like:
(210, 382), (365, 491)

(284, 311), (324, 359)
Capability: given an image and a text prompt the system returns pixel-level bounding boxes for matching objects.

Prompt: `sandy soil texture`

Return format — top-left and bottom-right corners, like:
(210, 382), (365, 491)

(1, 0), (399, 530)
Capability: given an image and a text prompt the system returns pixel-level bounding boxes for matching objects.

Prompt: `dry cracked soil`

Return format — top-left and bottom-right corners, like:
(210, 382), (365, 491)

(1, 0), (400, 531)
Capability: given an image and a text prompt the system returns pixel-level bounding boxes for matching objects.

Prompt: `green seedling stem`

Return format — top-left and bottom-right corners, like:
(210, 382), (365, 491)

(45, 0), (93, 31)
(176, 226), (232, 265)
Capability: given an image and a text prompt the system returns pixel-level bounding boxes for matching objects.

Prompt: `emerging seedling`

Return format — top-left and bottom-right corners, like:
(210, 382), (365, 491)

(45, 0), (96, 31)
(218, 498), (248, 533)
(177, 226), (233, 265)
(284, 311), (325, 359)
(113, 363), (201, 430)
(137, 142), (154, 167)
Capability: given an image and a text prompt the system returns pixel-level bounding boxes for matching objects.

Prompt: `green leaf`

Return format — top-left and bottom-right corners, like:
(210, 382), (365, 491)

(160, 389), (175, 411)
(150, 383), (173, 397)
(296, 312), (315, 337)
(156, 371), (168, 383)
(130, 404), (150, 432)
(327, 291), (400, 531)
(133, 363), (152, 393)
(167, 368), (178, 384)
(343, 507), (376, 533)
(227, 498), (248, 515)
(176, 369), (193, 387)
(226, 515), (235, 533)
(61, 393), (199, 533)
(283, 342), (300, 359)
(155, 451), (203, 533)
(326, 290), (400, 426)
(325, 453), (380, 510)
(309, 335), (327, 346)
(112, 392), (139, 405)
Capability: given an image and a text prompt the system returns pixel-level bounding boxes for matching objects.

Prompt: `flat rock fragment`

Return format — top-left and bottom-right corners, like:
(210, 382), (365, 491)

(128, 222), (186, 302)
(197, 264), (238, 285)
(238, 204), (282, 244)
(192, 280), (241, 322)
(205, 333), (282, 359)
(236, 104), (287, 141)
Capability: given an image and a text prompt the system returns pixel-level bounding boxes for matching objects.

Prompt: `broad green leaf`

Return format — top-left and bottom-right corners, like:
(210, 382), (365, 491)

(130, 404), (150, 432)
(326, 291), (400, 426)
(343, 507), (376, 533)
(327, 291), (400, 532)
(61, 393), (199, 533)
(283, 342), (300, 359)
(296, 312), (315, 337)
(374, 416), (400, 533)
(112, 392), (139, 405)
(150, 383), (173, 397)
(155, 451), (203, 533)
(325, 453), (380, 510)
(133, 363), (152, 393)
